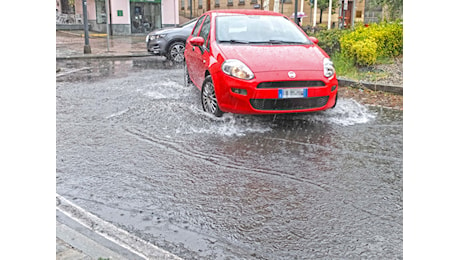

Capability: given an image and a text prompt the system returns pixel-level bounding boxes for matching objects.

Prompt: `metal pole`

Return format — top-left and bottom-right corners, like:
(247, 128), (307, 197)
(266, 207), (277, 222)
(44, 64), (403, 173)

(294, 0), (298, 26)
(327, 0), (332, 29)
(83, 0), (91, 54)
(105, 0), (110, 52)
(351, 0), (356, 28)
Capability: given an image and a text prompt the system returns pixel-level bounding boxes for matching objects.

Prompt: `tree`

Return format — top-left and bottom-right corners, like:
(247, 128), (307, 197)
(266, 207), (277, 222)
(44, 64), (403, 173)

(367, 0), (403, 21)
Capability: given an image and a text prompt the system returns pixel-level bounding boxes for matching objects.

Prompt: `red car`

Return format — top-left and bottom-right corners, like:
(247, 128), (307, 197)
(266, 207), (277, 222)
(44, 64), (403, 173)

(184, 9), (338, 117)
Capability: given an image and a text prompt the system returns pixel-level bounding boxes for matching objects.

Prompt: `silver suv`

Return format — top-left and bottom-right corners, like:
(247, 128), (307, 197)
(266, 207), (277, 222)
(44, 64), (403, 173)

(146, 19), (197, 62)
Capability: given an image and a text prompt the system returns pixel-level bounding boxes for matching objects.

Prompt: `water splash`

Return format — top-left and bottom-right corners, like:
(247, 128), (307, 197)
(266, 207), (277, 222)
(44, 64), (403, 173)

(141, 80), (191, 100)
(185, 107), (272, 136)
(303, 98), (377, 126)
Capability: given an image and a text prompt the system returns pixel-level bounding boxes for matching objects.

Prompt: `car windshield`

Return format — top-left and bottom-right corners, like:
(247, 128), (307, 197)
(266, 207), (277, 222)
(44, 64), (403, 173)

(216, 15), (311, 45)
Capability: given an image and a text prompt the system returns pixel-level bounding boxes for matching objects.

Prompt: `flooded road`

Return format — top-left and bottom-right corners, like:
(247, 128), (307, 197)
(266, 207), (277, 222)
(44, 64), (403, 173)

(56, 57), (402, 259)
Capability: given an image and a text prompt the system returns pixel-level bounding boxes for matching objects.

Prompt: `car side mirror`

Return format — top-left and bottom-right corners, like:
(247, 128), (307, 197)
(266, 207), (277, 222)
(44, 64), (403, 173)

(309, 37), (319, 44)
(189, 36), (205, 46)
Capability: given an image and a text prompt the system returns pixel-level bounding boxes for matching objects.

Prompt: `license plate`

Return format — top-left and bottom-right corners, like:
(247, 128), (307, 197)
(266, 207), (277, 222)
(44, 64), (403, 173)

(278, 88), (308, 99)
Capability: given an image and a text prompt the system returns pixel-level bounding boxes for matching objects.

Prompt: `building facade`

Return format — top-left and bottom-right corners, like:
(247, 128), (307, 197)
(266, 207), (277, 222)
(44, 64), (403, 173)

(57, 0), (180, 35)
(57, 0), (370, 35)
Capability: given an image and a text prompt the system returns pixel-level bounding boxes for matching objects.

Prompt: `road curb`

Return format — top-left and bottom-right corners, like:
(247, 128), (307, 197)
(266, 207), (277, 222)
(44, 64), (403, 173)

(338, 77), (403, 95)
(56, 194), (183, 260)
(56, 53), (152, 60)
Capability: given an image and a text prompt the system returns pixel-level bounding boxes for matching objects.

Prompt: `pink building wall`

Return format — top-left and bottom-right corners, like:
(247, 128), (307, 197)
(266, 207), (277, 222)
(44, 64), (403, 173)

(74, 0), (96, 20)
(162, 0), (179, 26)
(110, 0), (130, 24)
(72, 0), (180, 34)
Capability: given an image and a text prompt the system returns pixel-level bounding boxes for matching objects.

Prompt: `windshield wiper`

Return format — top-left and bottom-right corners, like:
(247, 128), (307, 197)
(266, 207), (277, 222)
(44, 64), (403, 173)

(218, 39), (250, 44)
(267, 40), (306, 44)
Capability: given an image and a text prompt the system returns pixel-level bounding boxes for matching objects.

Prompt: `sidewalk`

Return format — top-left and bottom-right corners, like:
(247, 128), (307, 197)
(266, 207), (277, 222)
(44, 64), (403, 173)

(56, 194), (182, 260)
(56, 30), (152, 59)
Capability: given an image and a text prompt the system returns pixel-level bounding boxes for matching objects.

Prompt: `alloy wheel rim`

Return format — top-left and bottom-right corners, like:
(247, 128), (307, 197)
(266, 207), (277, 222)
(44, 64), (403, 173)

(203, 82), (218, 114)
(171, 45), (185, 62)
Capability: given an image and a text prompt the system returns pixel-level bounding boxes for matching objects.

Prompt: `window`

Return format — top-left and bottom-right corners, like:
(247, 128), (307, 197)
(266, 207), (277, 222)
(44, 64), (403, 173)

(192, 15), (206, 36)
(199, 16), (211, 49)
(238, 0), (245, 5)
(95, 0), (107, 24)
(215, 0), (220, 7)
(227, 0), (233, 6)
(198, 0), (203, 9)
(181, 0), (185, 10)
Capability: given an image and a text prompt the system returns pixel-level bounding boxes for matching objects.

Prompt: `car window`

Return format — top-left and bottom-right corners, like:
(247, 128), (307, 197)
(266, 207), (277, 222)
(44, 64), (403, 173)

(192, 15), (206, 37)
(216, 15), (311, 45)
(199, 16), (211, 49)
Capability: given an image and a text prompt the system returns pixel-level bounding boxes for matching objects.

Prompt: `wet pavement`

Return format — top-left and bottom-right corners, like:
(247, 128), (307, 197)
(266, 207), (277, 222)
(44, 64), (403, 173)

(56, 57), (402, 259)
(56, 30), (150, 58)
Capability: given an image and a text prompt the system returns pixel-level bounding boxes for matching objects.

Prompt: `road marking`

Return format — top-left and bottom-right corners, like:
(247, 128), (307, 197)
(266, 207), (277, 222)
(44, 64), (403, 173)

(56, 193), (182, 260)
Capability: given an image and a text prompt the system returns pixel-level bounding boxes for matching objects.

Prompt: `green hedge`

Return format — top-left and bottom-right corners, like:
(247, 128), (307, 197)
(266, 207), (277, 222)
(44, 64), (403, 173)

(312, 29), (348, 56)
(309, 21), (403, 66)
(340, 21), (403, 66)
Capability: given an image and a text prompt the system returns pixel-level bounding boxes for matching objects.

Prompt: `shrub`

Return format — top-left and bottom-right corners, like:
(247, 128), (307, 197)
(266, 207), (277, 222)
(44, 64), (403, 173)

(351, 38), (378, 66)
(313, 28), (349, 56)
(340, 21), (402, 65)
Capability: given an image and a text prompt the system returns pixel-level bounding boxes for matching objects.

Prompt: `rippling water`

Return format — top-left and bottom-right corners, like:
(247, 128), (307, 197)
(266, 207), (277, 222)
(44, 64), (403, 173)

(57, 58), (402, 259)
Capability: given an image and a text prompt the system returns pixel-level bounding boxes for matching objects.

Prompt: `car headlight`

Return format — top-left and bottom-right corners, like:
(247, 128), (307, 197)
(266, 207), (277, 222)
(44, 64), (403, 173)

(147, 34), (166, 42)
(323, 58), (335, 78)
(222, 59), (254, 80)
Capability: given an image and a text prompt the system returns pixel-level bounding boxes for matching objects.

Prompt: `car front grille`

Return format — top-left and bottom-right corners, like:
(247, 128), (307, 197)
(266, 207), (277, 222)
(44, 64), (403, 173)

(257, 81), (326, 89)
(250, 96), (330, 111)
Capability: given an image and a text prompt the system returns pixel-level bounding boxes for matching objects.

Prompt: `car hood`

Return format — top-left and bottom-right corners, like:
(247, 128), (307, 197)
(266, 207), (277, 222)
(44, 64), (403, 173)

(148, 27), (180, 36)
(217, 44), (326, 72)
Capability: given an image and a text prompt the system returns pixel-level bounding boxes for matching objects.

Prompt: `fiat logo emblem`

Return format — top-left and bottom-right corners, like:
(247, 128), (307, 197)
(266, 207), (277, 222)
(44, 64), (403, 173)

(288, 71), (296, 78)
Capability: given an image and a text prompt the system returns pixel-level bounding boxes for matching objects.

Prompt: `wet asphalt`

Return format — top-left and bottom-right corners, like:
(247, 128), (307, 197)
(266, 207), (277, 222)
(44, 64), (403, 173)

(56, 57), (402, 259)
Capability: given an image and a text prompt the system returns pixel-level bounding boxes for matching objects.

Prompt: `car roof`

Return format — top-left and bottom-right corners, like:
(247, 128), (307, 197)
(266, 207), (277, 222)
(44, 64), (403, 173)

(204, 9), (285, 17)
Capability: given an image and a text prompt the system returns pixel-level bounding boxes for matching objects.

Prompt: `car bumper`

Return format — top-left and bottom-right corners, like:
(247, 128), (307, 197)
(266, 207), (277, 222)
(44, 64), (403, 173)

(146, 38), (167, 56)
(212, 70), (338, 115)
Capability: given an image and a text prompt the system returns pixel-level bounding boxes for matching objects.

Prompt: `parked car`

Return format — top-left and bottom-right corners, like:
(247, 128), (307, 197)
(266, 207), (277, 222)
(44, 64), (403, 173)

(184, 9), (338, 117)
(146, 18), (197, 62)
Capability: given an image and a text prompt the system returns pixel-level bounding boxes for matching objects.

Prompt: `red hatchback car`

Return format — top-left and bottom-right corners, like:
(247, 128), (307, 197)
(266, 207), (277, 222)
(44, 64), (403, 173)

(184, 9), (338, 117)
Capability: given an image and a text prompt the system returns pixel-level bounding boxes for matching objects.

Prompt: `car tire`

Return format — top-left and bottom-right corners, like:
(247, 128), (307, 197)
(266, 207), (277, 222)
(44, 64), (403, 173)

(201, 75), (223, 117)
(184, 63), (192, 86)
(332, 93), (338, 108)
(168, 42), (185, 63)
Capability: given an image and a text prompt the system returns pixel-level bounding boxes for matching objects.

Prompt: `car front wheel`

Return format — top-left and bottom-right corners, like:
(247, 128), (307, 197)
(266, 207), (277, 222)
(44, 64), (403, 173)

(201, 76), (223, 117)
(184, 63), (192, 86)
(168, 42), (185, 62)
